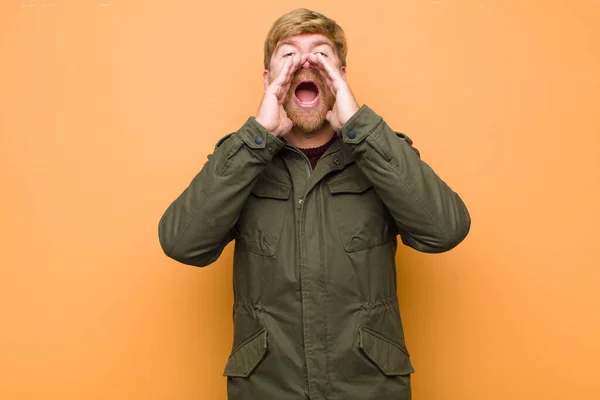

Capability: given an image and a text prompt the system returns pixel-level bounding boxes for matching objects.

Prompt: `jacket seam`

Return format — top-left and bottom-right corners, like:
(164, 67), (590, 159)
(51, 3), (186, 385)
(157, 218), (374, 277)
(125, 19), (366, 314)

(318, 191), (335, 396)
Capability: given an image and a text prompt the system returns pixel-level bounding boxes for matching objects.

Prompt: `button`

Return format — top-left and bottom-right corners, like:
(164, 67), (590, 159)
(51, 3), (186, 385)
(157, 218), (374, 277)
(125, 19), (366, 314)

(334, 158), (340, 165)
(255, 136), (263, 145)
(298, 199), (303, 205)
(348, 130), (356, 139)
(268, 146), (273, 152)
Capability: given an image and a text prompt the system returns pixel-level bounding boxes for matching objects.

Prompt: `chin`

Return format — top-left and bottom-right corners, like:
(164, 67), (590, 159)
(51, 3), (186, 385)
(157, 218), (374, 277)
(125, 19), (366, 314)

(290, 113), (327, 133)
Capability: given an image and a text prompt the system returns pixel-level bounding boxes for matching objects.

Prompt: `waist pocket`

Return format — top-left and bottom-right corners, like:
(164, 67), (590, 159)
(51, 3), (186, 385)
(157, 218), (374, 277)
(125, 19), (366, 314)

(223, 328), (268, 378)
(358, 326), (414, 376)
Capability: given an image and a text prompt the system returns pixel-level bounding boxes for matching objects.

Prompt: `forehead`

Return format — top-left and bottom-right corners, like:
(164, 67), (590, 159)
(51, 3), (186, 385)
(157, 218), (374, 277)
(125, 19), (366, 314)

(276, 33), (334, 50)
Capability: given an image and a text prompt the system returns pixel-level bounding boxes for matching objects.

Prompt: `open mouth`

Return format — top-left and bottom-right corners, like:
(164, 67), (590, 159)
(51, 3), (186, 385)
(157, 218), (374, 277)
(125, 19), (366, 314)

(294, 80), (320, 106)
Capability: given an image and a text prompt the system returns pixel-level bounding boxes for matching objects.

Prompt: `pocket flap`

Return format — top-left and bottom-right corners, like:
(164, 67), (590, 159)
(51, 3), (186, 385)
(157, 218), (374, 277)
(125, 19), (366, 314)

(327, 174), (372, 194)
(359, 326), (414, 376)
(223, 328), (268, 378)
(252, 179), (292, 200)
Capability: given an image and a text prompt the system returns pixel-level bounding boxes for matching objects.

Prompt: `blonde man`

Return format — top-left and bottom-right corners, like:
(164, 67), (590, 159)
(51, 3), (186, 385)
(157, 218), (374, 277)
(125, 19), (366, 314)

(159, 8), (470, 400)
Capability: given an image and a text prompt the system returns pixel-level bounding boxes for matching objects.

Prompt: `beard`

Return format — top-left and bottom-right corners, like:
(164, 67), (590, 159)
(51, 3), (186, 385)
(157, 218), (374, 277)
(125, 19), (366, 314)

(283, 70), (336, 133)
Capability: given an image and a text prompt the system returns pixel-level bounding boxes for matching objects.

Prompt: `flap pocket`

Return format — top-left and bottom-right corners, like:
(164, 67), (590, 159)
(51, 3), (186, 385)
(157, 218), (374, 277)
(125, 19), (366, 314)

(327, 173), (372, 195)
(251, 178), (292, 200)
(359, 326), (414, 376)
(326, 169), (392, 252)
(237, 177), (290, 256)
(223, 328), (268, 378)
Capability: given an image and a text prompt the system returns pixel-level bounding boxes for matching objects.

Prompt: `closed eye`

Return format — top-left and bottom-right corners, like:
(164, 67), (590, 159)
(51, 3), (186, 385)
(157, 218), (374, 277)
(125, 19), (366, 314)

(283, 52), (295, 57)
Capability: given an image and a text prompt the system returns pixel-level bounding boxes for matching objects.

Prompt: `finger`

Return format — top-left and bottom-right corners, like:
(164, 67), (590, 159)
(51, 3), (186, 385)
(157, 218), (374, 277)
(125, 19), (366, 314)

(315, 53), (343, 83)
(280, 55), (304, 99)
(317, 66), (336, 94)
(279, 84), (292, 104)
(286, 54), (301, 83)
(271, 61), (290, 90)
(308, 53), (328, 71)
(277, 56), (298, 92)
(322, 72), (335, 94)
(272, 56), (294, 86)
(282, 58), (299, 93)
(284, 56), (298, 84)
(307, 54), (335, 89)
(307, 54), (325, 72)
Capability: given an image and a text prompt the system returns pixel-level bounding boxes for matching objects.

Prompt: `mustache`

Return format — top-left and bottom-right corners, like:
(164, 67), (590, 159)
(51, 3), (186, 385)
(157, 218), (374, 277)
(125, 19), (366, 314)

(290, 70), (326, 90)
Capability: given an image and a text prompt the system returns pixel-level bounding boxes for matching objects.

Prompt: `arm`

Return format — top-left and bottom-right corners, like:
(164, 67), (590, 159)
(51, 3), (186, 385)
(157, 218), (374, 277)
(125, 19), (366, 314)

(159, 54), (304, 266)
(339, 105), (471, 253)
(308, 53), (470, 253)
(158, 120), (284, 267)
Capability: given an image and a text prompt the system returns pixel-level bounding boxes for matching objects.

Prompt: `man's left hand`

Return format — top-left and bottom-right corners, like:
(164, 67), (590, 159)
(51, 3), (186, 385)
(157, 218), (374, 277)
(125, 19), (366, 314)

(308, 53), (360, 132)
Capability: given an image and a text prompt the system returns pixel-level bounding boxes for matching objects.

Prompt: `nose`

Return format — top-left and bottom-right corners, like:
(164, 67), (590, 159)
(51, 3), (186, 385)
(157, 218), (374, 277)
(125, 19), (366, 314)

(300, 54), (311, 69)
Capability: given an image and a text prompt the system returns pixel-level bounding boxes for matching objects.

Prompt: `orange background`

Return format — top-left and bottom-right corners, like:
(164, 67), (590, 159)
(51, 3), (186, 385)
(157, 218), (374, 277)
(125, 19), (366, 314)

(1, 1), (599, 399)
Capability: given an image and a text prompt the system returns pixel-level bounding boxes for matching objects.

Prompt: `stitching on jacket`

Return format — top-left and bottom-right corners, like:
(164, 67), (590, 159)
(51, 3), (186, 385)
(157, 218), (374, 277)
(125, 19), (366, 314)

(361, 299), (398, 311)
(317, 192), (335, 396)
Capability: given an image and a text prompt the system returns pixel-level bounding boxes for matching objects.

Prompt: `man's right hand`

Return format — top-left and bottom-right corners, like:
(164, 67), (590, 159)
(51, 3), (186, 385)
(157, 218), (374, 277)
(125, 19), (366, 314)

(255, 54), (306, 137)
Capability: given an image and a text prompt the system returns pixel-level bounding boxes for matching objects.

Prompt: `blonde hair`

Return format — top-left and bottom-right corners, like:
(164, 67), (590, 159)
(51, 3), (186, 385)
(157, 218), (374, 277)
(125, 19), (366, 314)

(263, 8), (348, 69)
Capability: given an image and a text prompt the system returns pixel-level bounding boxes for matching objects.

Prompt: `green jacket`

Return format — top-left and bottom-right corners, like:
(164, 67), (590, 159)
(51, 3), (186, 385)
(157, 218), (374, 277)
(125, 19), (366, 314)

(159, 105), (471, 400)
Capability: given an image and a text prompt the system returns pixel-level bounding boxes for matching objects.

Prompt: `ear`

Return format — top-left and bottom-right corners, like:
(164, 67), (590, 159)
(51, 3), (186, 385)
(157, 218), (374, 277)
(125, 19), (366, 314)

(263, 69), (270, 89)
(341, 66), (347, 81)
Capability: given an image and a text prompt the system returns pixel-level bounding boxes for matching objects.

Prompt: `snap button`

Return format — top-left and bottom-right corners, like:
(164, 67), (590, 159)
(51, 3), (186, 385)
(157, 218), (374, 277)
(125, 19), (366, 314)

(334, 158), (340, 165)
(298, 199), (303, 205)
(348, 130), (356, 140)
(268, 146), (274, 152)
(255, 136), (263, 145)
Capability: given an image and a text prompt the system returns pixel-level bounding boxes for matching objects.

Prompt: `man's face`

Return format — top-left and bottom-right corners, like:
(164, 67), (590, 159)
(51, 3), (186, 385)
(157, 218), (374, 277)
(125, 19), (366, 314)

(265, 34), (346, 133)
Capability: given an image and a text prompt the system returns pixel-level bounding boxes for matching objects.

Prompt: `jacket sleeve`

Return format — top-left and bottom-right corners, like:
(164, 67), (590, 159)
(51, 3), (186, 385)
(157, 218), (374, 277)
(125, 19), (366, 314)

(338, 105), (471, 253)
(158, 117), (285, 267)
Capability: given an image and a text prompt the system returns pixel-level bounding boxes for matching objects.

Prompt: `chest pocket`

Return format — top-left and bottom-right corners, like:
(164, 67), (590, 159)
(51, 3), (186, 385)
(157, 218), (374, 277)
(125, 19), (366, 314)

(327, 171), (393, 253)
(235, 177), (291, 256)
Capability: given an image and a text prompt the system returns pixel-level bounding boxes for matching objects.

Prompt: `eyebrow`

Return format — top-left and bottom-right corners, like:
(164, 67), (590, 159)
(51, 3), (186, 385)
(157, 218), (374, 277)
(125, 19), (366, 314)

(278, 39), (334, 50)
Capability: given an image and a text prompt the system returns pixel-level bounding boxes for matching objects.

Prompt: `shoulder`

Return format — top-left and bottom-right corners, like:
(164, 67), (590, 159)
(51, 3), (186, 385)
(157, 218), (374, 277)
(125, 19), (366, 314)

(394, 131), (420, 158)
(215, 133), (235, 149)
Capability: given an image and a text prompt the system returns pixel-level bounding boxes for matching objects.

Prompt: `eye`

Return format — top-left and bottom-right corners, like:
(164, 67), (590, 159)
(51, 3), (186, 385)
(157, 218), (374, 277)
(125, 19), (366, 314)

(283, 52), (295, 57)
(316, 51), (328, 57)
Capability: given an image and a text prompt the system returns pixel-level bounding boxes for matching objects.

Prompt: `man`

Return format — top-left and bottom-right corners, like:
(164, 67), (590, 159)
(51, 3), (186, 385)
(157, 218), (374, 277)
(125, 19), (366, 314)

(159, 8), (470, 400)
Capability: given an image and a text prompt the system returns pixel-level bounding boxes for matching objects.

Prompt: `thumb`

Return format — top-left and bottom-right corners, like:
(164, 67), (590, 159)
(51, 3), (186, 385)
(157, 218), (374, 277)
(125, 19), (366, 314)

(326, 110), (340, 131)
(326, 109), (335, 124)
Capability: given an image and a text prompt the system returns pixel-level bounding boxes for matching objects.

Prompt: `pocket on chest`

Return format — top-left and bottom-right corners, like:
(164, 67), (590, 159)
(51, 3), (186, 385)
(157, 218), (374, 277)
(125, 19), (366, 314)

(327, 172), (393, 252)
(235, 178), (291, 256)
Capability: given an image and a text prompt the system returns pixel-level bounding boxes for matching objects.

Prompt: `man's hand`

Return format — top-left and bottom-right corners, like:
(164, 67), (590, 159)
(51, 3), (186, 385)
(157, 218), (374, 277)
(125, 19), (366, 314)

(255, 55), (306, 137)
(308, 53), (360, 132)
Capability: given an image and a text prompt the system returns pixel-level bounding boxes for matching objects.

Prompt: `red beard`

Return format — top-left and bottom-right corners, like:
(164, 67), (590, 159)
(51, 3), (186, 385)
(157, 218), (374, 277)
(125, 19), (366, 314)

(283, 70), (335, 133)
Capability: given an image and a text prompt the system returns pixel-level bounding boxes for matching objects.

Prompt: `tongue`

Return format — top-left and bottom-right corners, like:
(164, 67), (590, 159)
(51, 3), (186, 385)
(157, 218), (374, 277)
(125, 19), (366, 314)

(296, 88), (317, 103)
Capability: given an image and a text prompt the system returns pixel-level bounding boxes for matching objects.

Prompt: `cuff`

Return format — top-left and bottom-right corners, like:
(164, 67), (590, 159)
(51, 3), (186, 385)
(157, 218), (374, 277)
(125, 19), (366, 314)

(338, 105), (384, 145)
(237, 117), (285, 158)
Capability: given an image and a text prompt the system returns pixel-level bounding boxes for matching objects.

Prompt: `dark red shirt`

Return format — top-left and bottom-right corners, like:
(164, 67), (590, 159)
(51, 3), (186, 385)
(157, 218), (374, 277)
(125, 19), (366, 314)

(299, 134), (338, 169)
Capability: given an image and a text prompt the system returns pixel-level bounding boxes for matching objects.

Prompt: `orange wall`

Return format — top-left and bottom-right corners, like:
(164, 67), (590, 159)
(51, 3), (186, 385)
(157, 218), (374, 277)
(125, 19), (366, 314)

(1, 1), (599, 399)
